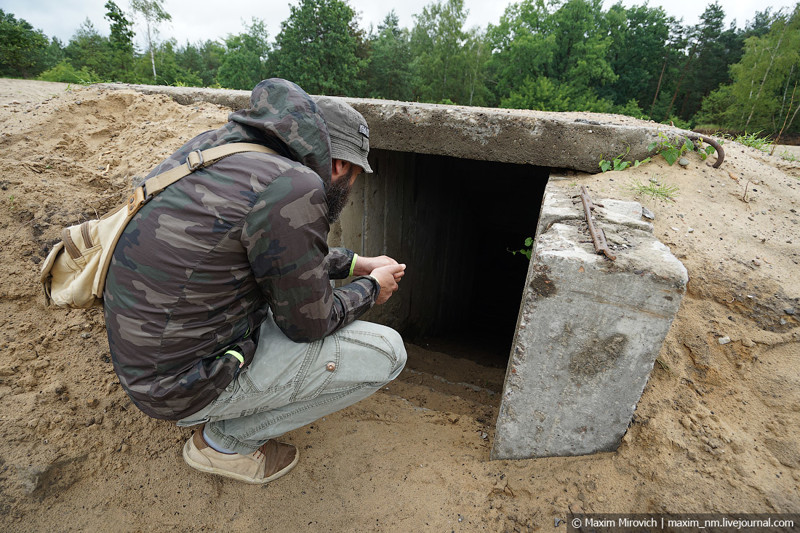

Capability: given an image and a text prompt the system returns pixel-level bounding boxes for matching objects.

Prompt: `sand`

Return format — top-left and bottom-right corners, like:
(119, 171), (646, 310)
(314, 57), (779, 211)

(0, 79), (798, 531)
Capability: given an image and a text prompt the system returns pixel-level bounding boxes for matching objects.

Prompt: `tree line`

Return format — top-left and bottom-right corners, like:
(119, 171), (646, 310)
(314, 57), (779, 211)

(1, 0), (798, 137)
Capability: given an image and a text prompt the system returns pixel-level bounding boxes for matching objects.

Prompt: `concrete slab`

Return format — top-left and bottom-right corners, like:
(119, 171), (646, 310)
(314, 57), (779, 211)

(491, 185), (687, 460)
(97, 84), (704, 173)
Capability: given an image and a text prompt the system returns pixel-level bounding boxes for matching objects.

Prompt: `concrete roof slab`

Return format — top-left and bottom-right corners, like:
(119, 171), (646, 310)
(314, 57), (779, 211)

(97, 83), (696, 173)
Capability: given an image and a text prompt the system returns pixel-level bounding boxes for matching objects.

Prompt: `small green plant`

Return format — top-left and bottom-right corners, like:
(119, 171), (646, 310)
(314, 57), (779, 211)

(780, 150), (798, 162)
(8, 195), (15, 209)
(628, 177), (679, 202)
(648, 132), (715, 165)
(509, 237), (533, 260)
(599, 146), (651, 172)
(733, 131), (773, 152)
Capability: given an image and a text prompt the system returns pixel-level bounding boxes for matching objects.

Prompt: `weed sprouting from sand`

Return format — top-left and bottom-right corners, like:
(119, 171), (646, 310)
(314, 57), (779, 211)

(733, 132), (774, 152)
(628, 176), (679, 202)
(598, 145), (651, 172)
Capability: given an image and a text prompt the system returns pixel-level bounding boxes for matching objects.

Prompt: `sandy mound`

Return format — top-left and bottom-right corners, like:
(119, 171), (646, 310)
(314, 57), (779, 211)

(0, 80), (798, 531)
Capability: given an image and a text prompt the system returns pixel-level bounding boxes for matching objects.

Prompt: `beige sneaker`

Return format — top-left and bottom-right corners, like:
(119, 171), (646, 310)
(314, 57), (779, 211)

(182, 428), (299, 484)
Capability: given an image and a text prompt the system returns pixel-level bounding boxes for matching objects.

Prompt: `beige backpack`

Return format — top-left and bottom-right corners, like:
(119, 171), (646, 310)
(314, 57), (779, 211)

(40, 143), (276, 308)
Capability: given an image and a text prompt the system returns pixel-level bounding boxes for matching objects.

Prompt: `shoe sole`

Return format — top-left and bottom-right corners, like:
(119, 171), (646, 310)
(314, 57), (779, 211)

(182, 439), (299, 485)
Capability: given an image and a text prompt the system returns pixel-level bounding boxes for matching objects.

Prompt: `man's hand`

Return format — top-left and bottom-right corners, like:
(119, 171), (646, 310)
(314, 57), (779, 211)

(370, 263), (406, 305)
(353, 255), (398, 276)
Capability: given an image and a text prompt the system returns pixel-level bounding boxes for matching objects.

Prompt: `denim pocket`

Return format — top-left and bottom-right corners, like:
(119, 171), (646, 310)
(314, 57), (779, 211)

(291, 339), (339, 402)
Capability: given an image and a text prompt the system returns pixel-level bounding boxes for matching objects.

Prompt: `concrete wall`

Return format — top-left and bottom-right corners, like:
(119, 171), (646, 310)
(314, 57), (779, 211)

(491, 185), (688, 459)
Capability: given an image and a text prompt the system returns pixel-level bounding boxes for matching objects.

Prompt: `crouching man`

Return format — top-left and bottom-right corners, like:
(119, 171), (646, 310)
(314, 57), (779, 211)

(103, 78), (407, 484)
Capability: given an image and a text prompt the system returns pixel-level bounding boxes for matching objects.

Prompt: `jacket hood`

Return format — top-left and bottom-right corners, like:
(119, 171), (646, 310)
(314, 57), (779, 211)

(228, 78), (332, 187)
(145, 78), (332, 189)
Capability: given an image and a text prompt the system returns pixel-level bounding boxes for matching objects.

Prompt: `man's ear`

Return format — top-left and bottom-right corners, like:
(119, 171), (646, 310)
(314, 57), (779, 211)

(331, 159), (352, 182)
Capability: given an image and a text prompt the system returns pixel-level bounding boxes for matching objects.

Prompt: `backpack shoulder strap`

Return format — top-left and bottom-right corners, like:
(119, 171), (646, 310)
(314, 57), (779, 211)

(128, 143), (278, 214)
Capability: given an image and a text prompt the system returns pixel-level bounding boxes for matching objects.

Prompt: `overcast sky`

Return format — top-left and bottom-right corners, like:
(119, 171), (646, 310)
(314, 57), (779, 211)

(4, 0), (798, 48)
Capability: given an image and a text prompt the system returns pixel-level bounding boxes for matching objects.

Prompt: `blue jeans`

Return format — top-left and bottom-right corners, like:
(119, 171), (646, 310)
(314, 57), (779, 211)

(177, 313), (407, 454)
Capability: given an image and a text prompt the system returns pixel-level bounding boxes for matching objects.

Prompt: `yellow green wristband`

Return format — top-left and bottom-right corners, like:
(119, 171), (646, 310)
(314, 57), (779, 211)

(225, 349), (245, 367)
(349, 253), (358, 277)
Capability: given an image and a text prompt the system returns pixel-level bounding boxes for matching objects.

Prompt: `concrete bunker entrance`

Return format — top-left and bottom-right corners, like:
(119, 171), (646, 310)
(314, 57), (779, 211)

(343, 148), (549, 369)
(103, 84), (687, 460)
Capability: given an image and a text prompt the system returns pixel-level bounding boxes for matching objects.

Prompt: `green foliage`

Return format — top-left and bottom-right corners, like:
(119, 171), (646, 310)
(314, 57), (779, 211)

(509, 237), (533, 260)
(147, 40), (203, 86)
(694, 83), (734, 127)
(410, 0), (487, 105)
(680, 3), (742, 120)
(0, 0), (796, 136)
(131, 0), (172, 81)
(488, 0), (617, 110)
(217, 19), (270, 90)
(41, 37), (66, 71)
(501, 75), (615, 112)
(713, 6), (800, 135)
(647, 132), (714, 165)
(733, 131), (774, 151)
(599, 4), (673, 108)
(780, 150), (798, 162)
(269, 0), (365, 96)
(628, 177), (679, 202)
(613, 99), (649, 120)
(460, 26), (492, 106)
(661, 115), (692, 130)
(65, 20), (112, 79)
(365, 11), (414, 101)
(37, 59), (100, 84)
(176, 40), (225, 87)
(598, 146), (650, 172)
(104, 0), (136, 82)
(650, 135), (682, 166)
(0, 9), (49, 77)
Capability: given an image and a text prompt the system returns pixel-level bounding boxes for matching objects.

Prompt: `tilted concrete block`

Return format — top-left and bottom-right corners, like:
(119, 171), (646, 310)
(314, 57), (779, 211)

(492, 186), (687, 460)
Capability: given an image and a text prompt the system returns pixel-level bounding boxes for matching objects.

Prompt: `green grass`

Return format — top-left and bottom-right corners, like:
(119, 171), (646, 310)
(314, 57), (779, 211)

(733, 131), (773, 152)
(779, 150), (797, 162)
(628, 177), (679, 202)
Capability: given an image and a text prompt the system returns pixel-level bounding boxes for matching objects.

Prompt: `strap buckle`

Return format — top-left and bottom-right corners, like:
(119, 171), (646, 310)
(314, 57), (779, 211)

(127, 186), (146, 214)
(186, 149), (204, 171)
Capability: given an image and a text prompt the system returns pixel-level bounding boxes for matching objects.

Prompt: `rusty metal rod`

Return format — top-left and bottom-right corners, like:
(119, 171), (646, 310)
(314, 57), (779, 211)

(579, 186), (616, 261)
(687, 133), (725, 168)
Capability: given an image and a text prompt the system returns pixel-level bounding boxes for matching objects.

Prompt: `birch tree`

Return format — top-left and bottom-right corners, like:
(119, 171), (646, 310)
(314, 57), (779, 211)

(130, 0), (171, 81)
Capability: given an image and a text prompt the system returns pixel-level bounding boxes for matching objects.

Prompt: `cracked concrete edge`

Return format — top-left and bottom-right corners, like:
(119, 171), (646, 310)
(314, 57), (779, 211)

(95, 83), (702, 173)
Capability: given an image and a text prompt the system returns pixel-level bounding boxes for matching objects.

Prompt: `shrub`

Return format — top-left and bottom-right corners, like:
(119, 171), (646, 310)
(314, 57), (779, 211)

(37, 59), (100, 84)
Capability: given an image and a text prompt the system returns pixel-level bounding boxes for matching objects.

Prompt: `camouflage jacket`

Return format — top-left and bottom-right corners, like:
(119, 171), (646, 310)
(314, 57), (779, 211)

(103, 79), (378, 420)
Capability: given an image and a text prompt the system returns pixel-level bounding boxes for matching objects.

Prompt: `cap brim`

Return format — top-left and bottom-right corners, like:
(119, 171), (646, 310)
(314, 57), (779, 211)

(331, 143), (373, 174)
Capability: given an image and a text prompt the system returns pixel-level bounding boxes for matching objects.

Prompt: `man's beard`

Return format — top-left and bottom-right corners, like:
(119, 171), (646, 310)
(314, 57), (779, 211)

(326, 178), (353, 223)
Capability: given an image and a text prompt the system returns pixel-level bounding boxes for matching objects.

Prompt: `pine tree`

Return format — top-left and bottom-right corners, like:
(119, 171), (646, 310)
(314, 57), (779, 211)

(104, 1), (135, 81)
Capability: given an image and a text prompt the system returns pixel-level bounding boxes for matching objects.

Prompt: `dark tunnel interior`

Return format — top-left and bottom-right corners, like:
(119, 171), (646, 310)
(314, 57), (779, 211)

(367, 150), (549, 368)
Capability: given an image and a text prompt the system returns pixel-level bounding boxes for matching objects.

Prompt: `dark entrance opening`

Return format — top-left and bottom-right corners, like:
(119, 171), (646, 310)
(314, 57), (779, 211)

(363, 149), (549, 369)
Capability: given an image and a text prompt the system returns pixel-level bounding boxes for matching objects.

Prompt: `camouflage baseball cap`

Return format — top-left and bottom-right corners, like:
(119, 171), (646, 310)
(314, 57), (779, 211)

(315, 96), (373, 174)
